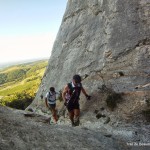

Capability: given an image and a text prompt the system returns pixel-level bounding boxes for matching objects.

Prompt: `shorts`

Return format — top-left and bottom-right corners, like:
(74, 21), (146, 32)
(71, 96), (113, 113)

(48, 103), (56, 110)
(66, 101), (80, 112)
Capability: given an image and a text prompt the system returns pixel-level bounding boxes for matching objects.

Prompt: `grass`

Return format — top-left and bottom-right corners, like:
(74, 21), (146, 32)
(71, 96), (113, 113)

(1, 66), (22, 73)
(0, 80), (40, 96)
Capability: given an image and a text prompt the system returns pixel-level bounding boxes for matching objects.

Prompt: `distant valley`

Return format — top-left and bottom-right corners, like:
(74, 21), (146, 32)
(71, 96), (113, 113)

(0, 58), (48, 70)
(0, 59), (48, 109)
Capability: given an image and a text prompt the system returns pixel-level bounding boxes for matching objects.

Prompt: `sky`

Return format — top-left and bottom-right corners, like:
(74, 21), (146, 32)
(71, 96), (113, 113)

(0, 0), (67, 64)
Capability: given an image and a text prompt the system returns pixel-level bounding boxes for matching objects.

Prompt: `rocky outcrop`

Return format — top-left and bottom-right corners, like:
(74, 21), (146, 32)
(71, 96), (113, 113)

(28, 0), (150, 122)
(1, 1), (150, 149)
(0, 106), (129, 150)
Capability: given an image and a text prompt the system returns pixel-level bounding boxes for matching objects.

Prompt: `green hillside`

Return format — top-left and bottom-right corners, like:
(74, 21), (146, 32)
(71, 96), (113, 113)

(0, 60), (48, 109)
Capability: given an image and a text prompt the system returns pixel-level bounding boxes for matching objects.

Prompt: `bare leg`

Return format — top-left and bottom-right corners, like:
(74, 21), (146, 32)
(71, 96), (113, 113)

(51, 108), (58, 123)
(74, 109), (80, 126)
(68, 110), (74, 126)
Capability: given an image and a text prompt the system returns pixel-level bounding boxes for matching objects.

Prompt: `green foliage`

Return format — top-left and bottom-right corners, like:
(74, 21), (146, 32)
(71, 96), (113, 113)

(145, 98), (150, 106)
(142, 109), (150, 122)
(0, 60), (48, 110)
(0, 68), (26, 84)
(7, 69), (26, 81)
(26, 61), (47, 77)
(5, 92), (34, 110)
(0, 73), (7, 84)
(142, 109), (150, 115)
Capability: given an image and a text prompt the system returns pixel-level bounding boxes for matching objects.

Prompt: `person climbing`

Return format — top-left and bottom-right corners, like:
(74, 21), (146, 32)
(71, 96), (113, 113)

(45, 87), (58, 124)
(62, 74), (91, 126)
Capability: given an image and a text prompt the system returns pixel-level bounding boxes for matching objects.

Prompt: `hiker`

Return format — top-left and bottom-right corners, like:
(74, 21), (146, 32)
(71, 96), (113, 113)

(45, 87), (58, 123)
(62, 74), (91, 126)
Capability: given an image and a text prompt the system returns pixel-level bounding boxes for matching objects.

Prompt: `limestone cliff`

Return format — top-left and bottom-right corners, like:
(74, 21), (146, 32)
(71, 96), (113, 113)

(1, 1), (150, 149)
(29, 0), (150, 122)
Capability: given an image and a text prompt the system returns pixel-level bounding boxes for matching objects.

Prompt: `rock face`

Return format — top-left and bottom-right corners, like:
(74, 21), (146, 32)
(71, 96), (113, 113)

(1, 1), (150, 149)
(0, 106), (129, 150)
(29, 0), (150, 121)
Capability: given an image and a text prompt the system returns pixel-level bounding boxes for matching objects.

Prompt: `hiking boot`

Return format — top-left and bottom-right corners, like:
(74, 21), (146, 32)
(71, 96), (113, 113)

(74, 119), (80, 126)
(71, 122), (76, 127)
(49, 120), (57, 125)
(49, 118), (57, 125)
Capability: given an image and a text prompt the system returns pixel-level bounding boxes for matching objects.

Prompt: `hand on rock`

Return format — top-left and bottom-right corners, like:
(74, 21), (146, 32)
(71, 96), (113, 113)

(86, 95), (91, 100)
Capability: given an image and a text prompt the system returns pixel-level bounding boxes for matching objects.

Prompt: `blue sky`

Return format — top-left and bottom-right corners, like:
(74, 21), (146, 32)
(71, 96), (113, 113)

(0, 0), (67, 63)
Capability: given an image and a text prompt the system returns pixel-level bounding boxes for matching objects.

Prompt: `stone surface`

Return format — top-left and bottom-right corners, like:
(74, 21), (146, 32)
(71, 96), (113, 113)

(27, 0), (150, 134)
(29, 0), (150, 112)
(1, 105), (150, 149)
(0, 106), (129, 150)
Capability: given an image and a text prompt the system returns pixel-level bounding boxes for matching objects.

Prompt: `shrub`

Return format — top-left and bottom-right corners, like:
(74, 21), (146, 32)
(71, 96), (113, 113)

(118, 71), (124, 76)
(106, 92), (122, 111)
(0, 73), (7, 84)
(5, 92), (34, 110)
(7, 69), (26, 82)
(145, 98), (150, 106)
(142, 109), (150, 122)
(6, 98), (33, 110)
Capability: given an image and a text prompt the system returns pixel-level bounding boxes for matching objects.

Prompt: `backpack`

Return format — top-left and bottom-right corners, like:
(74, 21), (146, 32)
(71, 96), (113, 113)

(47, 92), (56, 103)
(66, 82), (82, 103)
